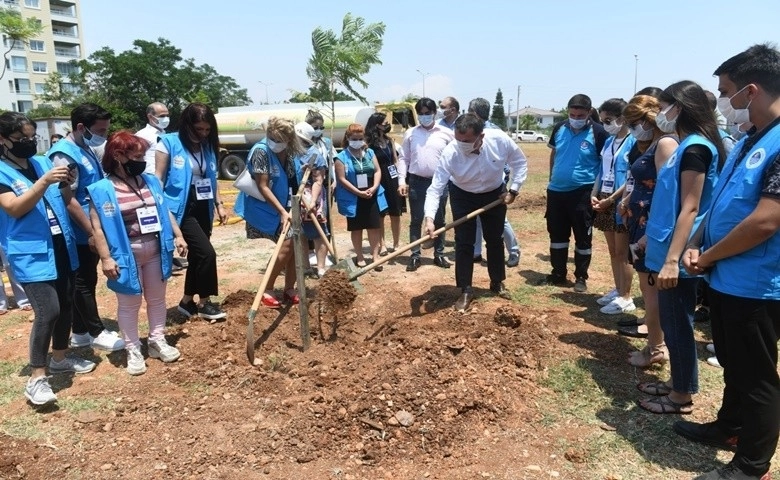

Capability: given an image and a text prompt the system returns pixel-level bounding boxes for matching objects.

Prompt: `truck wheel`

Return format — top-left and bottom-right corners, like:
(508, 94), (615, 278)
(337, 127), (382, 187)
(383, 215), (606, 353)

(219, 154), (244, 181)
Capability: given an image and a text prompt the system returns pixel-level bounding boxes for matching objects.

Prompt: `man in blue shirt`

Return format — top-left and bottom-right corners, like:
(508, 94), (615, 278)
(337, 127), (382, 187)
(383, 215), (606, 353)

(544, 94), (607, 292)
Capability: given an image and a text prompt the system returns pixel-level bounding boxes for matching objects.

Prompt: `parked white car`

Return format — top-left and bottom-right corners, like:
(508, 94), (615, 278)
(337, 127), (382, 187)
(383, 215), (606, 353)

(512, 130), (549, 142)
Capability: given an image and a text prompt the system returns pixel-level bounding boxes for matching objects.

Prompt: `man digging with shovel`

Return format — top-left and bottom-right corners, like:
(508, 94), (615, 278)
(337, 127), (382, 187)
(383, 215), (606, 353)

(423, 113), (528, 311)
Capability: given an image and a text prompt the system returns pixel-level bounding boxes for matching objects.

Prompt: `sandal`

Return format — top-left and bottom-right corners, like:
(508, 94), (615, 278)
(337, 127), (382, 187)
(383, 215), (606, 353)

(628, 344), (668, 368)
(637, 380), (672, 396)
(638, 395), (693, 414)
(261, 292), (281, 309)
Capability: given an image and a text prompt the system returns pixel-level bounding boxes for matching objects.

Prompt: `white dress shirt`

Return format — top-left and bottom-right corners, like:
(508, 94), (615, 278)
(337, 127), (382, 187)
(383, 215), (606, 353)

(397, 124), (454, 185)
(424, 129), (528, 219)
(136, 123), (165, 174)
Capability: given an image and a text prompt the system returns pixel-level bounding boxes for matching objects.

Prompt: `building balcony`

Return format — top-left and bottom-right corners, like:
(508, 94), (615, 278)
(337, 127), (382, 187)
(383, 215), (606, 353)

(50, 6), (76, 17)
(1, 0), (19, 7)
(54, 47), (79, 58)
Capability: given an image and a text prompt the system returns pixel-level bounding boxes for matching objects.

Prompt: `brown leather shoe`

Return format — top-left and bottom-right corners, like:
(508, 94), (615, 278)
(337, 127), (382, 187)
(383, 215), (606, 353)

(454, 291), (473, 312)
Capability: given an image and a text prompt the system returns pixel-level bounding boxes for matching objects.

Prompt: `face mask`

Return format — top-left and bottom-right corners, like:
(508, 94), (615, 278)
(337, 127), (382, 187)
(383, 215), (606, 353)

(629, 122), (654, 141)
(569, 117), (587, 130)
(603, 121), (622, 136)
(155, 116), (170, 130)
(312, 128), (323, 138)
(348, 140), (364, 150)
(456, 140), (477, 156)
(418, 114), (434, 127)
(8, 138), (37, 158)
(717, 86), (752, 125)
(381, 124), (391, 134)
(83, 127), (106, 147)
(266, 138), (287, 153)
(655, 106), (677, 134)
(123, 160), (147, 177)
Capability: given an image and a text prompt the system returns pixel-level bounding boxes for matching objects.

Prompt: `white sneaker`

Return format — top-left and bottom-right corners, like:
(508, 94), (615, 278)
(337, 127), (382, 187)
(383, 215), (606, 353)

(49, 355), (96, 375)
(596, 289), (619, 306)
(125, 345), (147, 376)
(706, 343), (716, 354)
(69, 332), (92, 348)
(91, 330), (125, 352)
(600, 297), (636, 314)
(707, 356), (722, 368)
(25, 376), (57, 405)
(148, 338), (180, 363)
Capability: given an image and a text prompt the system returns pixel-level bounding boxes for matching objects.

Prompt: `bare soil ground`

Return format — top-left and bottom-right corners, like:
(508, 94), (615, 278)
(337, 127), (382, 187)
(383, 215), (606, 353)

(0, 143), (777, 480)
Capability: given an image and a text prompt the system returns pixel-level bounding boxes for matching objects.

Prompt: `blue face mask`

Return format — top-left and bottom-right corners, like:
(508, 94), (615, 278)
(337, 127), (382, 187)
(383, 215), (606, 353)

(568, 117), (587, 130)
(418, 114), (434, 127)
(84, 127), (106, 147)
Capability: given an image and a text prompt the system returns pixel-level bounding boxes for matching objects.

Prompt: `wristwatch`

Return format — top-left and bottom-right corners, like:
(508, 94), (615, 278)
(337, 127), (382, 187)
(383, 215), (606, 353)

(508, 189), (518, 196)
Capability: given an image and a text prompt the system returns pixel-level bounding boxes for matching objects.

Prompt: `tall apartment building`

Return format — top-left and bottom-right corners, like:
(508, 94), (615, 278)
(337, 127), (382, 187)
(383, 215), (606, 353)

(0, 0), (83, 113)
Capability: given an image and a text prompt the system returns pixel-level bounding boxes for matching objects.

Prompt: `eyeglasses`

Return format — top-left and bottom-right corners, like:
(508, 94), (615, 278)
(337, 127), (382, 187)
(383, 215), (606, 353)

(9, 134), (38, 143)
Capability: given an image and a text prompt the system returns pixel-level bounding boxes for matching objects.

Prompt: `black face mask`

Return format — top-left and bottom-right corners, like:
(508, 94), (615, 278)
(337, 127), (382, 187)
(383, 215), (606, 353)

(123, 160), (147, 177)
(8, 138), (37, 159)
(381, 124), (391, 134)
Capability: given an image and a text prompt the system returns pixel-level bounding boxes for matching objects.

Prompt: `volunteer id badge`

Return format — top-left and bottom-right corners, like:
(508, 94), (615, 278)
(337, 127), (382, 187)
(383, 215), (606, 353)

(600, 172), (615, 194)
(195, 178), (214, 200)
(387, 165), (399, 179)
(46, 207), (62, 235)
(625, 176), (635, 194)
(137, 206), (162, 234)
(356, 174), (368, 189)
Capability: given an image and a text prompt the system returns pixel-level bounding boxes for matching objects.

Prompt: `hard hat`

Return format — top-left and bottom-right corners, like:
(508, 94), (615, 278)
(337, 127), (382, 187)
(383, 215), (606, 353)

(295, 122), (315, 144)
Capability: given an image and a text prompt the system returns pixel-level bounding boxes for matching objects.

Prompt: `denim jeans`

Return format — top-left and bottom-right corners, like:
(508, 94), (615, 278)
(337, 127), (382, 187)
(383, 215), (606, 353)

(473, 217), (520, 257)
(658, 276), (700, 394)
(407, 174), (446, 257)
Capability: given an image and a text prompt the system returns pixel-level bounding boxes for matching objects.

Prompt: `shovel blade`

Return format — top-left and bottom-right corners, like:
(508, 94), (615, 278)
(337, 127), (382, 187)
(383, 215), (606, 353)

(331, 257), (364, 292)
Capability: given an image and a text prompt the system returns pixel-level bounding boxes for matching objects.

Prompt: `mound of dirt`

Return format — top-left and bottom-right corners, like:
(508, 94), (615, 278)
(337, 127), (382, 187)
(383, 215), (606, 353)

(317, 269), (357, 312)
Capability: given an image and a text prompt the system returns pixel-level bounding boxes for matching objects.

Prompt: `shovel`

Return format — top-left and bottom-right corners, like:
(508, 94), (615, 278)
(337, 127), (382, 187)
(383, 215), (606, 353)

(246, 154), (316, 364)
(334, 197), (505, 284)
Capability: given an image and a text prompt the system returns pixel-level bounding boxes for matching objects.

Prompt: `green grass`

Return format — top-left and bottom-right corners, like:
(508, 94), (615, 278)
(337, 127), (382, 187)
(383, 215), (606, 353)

(1, 412), (54, 440)
(0, 359), (27, 407)
(58, 396), (113, 413)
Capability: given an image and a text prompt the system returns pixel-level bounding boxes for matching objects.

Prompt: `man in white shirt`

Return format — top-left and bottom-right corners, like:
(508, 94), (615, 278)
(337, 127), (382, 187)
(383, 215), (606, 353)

(135, 102), (170, 175)
(424, 113), (528, 311)
(397, 97), (455, 272)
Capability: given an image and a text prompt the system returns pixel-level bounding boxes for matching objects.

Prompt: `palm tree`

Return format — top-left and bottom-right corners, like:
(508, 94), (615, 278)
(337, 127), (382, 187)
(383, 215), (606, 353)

(306, 13), (385, 140)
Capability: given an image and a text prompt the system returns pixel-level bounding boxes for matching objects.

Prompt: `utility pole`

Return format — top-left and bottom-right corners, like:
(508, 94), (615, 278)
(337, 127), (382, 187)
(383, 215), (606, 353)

(508, 99), (513, 130)
(515, 85), (521, 138)
(259, 81), (272, 104)
(416, 69), (429, 97)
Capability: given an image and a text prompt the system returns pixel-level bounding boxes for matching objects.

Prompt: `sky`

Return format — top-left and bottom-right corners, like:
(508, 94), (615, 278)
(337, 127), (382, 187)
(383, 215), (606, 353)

(80, 0), (779, 114)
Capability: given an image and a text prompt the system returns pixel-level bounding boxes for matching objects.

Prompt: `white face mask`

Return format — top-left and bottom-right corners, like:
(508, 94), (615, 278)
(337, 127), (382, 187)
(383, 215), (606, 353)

(154, 116), (170, 130)
(568, 117), (587, 130)
(629, 122), (654, 141)
(717, 86), (752, 125)
(655, 105), (677, 134)
(603, 120), (622, 136)
(266, 138), (287, 153)
(348, 140), (364, 150)
(456, 139), (477, 156)
(418, 114), (434, 127)
(83, 127), (106, 147)
(311, 128), (323, 138)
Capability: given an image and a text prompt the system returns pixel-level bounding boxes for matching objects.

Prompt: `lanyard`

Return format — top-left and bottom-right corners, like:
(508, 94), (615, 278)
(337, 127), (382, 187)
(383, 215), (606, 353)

(609, 135), (627, 172)
(112, 173), (148, 206)
(348, 150), (365, 173)
(79, 145), (101, 173)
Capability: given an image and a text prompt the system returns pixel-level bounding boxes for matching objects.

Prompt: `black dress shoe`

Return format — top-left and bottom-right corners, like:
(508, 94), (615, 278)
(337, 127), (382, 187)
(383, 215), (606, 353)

(473, 255), (484, 263)
(617, 324), (648, 338)
(490, 282), (512, 299)
(406, 257), (421, 272)
(434, 255), (451, 268)
(454, 291), (473, 311)
(673, 420), (739, 452)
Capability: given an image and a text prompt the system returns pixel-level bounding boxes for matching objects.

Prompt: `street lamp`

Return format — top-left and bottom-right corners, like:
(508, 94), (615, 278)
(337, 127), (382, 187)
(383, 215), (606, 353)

(633, 55), (638, 93)
(416, 69), (429, 97)
(508, 99), (513, 129)
(258, 81), (273, 104)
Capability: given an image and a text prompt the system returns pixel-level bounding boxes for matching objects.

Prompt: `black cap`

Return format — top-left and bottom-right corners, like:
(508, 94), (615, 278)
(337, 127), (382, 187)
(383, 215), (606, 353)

(568, 94), (592, 110)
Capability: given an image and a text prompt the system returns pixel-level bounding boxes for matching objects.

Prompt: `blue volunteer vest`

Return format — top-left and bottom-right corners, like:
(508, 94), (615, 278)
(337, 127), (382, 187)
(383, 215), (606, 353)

(334, 148), (388, 218)
(0, 155), (79, 282)
(234, 140), (290, 235)
(645, 134), (719, 275)
(160, 133), (218, 224)
(600, 134), (636, 225)
(46, 139), (104, 244)
(548, 123), (602, 192)
(87, 174), (175, 295)
(704, 124), (780, 299)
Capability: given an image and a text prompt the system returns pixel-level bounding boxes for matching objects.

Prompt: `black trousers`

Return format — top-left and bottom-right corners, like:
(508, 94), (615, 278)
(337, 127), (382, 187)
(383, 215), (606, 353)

(710, 288), (780, 476)
(72, 244), (104, 336)
(181, 192), (218, 298)
(408, 174), (447, 257)
(545, 186), (593, 280)
(449, 184), (506, 291)
(23, 235), (75, 367)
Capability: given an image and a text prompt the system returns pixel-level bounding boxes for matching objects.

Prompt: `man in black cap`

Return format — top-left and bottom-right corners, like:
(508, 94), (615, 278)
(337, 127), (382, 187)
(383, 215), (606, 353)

(543, 94), (607, 292)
